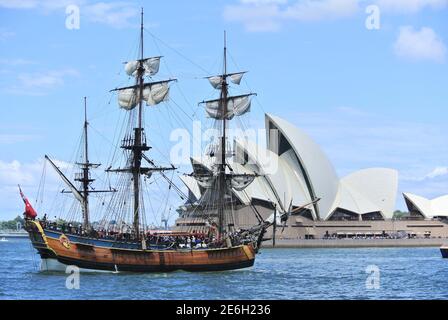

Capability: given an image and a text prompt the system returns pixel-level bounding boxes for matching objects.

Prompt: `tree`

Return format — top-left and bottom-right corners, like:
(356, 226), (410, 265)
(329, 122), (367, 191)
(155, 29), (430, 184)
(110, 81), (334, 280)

(393, 210), (409, 219)
(0, 215), (25, 230)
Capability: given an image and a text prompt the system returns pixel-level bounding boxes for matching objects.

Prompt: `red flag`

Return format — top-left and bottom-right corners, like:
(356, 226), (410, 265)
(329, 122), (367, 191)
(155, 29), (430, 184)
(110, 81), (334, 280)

(18, 185), (37, 219)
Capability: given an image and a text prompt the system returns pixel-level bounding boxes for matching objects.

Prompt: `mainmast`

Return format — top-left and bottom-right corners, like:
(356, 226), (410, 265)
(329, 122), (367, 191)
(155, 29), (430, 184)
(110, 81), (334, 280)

(218, 31), (228, 237)
(131, 8), (148, 239)
(109, 8), (176, 240)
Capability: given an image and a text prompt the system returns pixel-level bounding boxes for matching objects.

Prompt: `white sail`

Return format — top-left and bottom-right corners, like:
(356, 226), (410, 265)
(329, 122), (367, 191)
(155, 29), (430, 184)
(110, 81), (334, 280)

(143, 82), (169, 106)
(194, 175), (215, 189)
(229, 174), (255, 191)
(117, 81), (171, 110)
(124, 57), (161, 77)
(118, 88), (138, 110)
(207, 72), (245, 89)
(229, 72), (244, 85)
(205, 94), (252, 120)
(143, 57), (161, 76)
(208, 76), (223, 89)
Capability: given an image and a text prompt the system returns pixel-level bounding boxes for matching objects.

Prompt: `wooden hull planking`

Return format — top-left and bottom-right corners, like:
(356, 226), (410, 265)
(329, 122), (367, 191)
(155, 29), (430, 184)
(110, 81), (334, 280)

(26, 221), (256, 272)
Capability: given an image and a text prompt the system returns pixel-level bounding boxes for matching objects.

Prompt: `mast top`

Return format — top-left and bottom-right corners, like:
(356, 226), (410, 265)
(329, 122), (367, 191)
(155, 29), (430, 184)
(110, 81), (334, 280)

(84, 96), (87, 126)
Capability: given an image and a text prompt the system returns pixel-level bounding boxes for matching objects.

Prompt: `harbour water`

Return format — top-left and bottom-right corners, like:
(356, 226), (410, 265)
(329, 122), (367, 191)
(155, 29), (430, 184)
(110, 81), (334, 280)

(1, 238), (447, 300)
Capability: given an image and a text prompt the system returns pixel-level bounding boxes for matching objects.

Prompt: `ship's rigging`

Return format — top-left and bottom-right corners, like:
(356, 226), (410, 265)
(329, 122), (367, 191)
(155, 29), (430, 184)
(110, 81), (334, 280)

(35, 9), (298, 243)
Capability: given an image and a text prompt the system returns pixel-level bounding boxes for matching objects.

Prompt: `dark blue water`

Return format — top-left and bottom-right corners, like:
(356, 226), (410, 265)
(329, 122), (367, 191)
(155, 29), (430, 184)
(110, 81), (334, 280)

(1, 238), (447, 300)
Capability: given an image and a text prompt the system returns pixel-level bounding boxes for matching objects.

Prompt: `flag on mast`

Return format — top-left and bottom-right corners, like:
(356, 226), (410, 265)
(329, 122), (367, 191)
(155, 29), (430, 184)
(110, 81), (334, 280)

(18, 185), (37, 219)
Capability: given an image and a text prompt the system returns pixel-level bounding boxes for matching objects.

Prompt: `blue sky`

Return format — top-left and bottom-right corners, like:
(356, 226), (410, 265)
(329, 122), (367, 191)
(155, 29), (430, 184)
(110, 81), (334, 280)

(0, 0), (447, 221)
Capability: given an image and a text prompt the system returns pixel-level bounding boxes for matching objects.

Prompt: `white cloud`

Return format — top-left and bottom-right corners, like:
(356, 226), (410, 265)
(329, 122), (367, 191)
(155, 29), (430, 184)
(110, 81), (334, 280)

(224, 0), (448, 31)
(224, 3), (283, 31)
(224, 0), (360, 32)
(0, 160), (40, 186)
(0, 134), (41, 144)
(0, 0), (139, 29)
(0, 58), (36, 66)
(424, 166), (448, 179)
(3, 68), (80, 95)
(394, 26), (447, 63)
(375, 0), (447, 14)
(83, 2), (139, 28)
(0, 158), (74, 220)
(0, 0), (79, 10)
(284, 0), (359, 21)
(0, 28), (15, 40)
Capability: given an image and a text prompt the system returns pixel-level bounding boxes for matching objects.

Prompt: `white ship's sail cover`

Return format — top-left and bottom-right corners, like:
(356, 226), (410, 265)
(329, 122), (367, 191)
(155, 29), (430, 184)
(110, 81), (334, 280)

(143, 82), (170, 106)
(194, 174), (254, 191)
(205, 94), (252, 120)
(125, 57), (161, 77)
(117, 81), (170, 110)
(230, 72), (244, 85)
(208, 76), (222, 89)
(194, 175), (215, 189)
(229, 175), (255, 191)
(118, 88), (138, 110)
(207, 72), (245, 89)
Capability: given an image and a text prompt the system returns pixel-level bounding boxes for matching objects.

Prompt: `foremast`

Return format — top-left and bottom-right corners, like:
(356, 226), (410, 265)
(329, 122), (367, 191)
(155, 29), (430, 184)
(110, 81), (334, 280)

(46, 97), (113, 231)
(132, 8), (148, 239)
(74, 97), (100, 229)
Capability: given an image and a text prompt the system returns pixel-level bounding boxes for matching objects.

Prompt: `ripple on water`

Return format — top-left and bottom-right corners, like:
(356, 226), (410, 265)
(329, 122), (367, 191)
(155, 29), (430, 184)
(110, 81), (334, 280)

(1, 240), (448, 299)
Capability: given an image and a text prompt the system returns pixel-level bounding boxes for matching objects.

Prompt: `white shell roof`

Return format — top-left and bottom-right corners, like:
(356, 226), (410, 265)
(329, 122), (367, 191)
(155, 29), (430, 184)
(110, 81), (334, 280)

(331, 168), (398, 219)
(403, 193), (448, 218)
(179, 175), (202, 202)
(182, 114), (399, 220)
(234, 139), (311, 213)
(266, 114), (339, 219)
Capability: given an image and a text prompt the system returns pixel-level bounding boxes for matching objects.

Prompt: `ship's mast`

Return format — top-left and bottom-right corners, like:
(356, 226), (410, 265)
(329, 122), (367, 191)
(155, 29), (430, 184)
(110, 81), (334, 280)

(74, 97), (95, 230)
(108, 8), (176, 240)
(81, 97), (91, 228)
(218, 31), (228, 238)
(131, 8), (148, 239)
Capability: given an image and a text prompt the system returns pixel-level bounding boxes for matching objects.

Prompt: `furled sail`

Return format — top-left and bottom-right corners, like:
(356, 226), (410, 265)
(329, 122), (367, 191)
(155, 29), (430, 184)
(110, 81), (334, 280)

(194, 175), (216, 189)
(116, 80), (171, 110)
(143, 82), (170, 106)
(204, 94), (254, 120)
(193, 173), (254, 192)
(228, 174), (255, 191)
(124, 57), (161, 77)
(118, 88), (138, 110)
(207, 72), (246, 89)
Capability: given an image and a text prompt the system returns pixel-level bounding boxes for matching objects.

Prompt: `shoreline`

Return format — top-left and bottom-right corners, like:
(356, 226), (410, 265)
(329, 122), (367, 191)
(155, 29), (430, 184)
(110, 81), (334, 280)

(263, 238), (447, 248)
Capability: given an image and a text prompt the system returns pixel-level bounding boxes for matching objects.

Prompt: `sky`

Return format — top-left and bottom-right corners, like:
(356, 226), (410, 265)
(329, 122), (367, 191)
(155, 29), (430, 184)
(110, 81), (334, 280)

(0, 0), (447, 222)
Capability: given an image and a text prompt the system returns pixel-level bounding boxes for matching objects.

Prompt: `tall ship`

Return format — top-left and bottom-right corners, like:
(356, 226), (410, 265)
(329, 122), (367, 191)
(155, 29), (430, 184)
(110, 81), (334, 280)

(22, 9), (316, 272)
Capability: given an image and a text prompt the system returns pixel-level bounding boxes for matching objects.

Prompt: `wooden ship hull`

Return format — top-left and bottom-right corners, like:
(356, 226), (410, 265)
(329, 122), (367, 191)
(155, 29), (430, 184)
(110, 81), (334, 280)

(26, 221), (256, 272)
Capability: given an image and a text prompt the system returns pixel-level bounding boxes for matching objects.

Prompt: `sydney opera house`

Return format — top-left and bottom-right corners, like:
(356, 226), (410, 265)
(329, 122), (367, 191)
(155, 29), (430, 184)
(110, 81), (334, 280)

(403, 193), (448, 219)
(176, 114), (448, 240)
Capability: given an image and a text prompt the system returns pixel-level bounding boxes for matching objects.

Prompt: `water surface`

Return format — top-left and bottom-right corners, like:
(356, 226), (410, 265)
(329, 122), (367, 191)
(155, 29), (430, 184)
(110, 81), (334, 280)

(0, 238), (446, 300)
